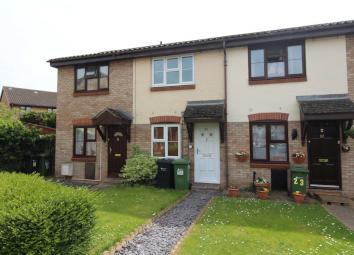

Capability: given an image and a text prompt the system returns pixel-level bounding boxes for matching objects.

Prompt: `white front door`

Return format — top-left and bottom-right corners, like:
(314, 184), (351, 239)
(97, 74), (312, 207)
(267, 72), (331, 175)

(194, 123), (220, 184)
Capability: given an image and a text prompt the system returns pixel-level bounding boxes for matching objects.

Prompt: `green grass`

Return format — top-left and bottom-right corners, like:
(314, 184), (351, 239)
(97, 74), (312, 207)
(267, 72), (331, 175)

(178, 197), (354, 255)
(89, 185), (187, 255)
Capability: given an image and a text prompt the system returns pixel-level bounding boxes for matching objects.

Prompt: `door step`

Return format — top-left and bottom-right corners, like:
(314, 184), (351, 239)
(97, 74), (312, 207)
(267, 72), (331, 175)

(308, 188), (342, 197)
(192, 183), (221, 191)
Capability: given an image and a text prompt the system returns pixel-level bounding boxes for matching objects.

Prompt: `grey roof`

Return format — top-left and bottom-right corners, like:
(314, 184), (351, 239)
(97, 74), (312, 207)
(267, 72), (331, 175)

(297, 94), (354, 115)
(49, 20), (354, 67)
(92, 107), (132, 122)
(184, 100), (225, 120)
(1, 86), (57, 108)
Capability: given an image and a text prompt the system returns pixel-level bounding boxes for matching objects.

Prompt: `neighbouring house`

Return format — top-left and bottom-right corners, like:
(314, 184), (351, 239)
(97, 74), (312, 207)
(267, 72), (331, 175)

(49, 20), (354, 198)
(0, 86), (57, 113)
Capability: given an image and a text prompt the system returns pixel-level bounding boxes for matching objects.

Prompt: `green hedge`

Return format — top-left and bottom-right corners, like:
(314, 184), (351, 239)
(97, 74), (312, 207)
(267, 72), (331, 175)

(20, 111), (56, 128)
(0, 173), (95, 255)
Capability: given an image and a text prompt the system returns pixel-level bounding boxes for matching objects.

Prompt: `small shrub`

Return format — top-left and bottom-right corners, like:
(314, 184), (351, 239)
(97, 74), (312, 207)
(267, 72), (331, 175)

(0, 173), (95, 255)
(122, 145), (157, 184)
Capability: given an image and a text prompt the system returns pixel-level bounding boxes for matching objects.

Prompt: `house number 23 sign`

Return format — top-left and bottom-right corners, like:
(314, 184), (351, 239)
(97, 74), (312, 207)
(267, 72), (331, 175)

(293, 177), (304, 186)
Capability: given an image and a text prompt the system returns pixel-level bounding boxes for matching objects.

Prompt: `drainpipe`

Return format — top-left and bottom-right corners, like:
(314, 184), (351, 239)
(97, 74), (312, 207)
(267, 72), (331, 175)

(223, 40), (229, 189)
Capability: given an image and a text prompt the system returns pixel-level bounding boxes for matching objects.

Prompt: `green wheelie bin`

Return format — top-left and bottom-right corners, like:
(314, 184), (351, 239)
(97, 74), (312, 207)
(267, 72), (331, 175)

(172, 159), (190, 190)
(290, 165), (309, 194)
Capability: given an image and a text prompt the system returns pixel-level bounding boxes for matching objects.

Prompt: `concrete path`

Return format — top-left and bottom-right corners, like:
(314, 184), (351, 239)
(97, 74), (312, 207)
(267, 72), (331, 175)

(115, 191), (216, 255)
(324, 204), (354, 232)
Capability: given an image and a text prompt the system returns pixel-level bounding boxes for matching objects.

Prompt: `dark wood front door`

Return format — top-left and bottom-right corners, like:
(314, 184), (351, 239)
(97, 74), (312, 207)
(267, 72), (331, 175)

(108, 126), (127, 178)
(308, 121), (341, 188)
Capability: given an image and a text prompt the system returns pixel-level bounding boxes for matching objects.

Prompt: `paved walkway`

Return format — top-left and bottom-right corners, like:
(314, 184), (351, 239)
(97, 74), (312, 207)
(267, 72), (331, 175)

(115, 191), (216, 255)
(324, 204), (354, 232)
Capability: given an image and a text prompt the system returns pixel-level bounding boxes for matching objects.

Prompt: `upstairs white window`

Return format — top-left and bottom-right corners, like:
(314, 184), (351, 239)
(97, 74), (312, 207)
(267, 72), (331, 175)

(152, 55), (194, 86)
(151, 124), (181, 158)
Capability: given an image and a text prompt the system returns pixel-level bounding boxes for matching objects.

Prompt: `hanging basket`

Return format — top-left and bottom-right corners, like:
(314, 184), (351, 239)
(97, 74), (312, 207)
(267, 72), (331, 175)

(292, 152), (306, 164)
(235, 151), (249, 162)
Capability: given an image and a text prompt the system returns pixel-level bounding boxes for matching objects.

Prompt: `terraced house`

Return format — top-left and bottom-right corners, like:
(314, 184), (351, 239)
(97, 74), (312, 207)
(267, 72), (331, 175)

(49, 20), (354, 198)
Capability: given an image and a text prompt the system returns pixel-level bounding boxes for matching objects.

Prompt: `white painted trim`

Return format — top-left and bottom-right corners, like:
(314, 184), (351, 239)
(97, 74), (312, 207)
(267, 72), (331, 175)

(310, 184), (340, 189)
(151, 54), (194, 87)
(151, 124), (181, 159)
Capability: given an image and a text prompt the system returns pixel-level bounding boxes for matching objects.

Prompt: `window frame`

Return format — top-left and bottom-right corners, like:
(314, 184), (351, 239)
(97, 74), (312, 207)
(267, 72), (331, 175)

(152, 55), (195, 87)
(74, 63), (109, 92)
(73, 126), (97, 157)
(151, 124), (181, 158)
(249, 121), (289, 164)
(248, 41), (306, 81)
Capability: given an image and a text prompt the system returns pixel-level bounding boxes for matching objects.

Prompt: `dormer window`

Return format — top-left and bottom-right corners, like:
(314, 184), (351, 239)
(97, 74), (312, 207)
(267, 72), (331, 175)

(75, 64), (109, 92)
(152, 55), (194, 86)
(249, 42), (305, 82)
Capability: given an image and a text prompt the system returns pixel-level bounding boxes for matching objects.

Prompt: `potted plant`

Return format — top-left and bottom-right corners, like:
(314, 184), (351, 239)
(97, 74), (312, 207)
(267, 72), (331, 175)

(257, 187), (269, 200)
(293, 191), (305, 204)
(235, 150), (248, 162)
(254, 177), (270, 191)
(228, 185), (240, 197)
(292, 152), (306, 164)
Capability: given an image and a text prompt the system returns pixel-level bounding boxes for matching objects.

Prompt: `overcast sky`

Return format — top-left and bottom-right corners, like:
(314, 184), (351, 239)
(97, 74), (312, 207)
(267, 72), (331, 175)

(0, 0), (353, 92)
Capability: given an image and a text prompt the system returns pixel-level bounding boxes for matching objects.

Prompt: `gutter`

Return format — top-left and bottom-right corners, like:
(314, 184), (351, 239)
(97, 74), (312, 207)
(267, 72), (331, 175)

(223, 40), (229, 189)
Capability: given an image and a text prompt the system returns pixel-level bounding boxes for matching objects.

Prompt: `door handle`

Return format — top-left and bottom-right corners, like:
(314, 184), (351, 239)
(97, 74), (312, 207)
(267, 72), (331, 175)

(197, 148), (199, 155)
(115, 154), (121, 157)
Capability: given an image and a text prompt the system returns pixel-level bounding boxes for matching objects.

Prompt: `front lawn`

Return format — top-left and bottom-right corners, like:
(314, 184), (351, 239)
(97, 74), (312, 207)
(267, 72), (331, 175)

(178, 197), (354, 255)
(89, 185), (186, 255)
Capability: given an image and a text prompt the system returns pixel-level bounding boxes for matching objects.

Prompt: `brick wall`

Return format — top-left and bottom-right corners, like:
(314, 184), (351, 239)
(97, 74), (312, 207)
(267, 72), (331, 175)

(55, 60), (133, 181)
(344, 34), (354, 197)
(227, 121), (307, 190)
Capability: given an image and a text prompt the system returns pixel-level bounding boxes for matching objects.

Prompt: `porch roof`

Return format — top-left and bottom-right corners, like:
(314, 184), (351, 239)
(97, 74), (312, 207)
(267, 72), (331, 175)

(92, 107), (132, 126)
(183, 100), (225, 122)
(297, 94), (354, 120)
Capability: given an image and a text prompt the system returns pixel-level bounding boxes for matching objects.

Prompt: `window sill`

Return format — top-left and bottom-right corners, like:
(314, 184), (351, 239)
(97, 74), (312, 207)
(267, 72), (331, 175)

(249, 76), (306, 85)
(72, 156), (96, 162)
(250, 162), (289, 169)
(73, 90), (109, 97)
(150, 84), (195, 92)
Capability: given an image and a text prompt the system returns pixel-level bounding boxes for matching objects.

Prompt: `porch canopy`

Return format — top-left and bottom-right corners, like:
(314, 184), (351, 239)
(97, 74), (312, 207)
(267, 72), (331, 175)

(183, 100), (225, 142)
(92, 107), (132, 142)
(296, 94), (354, 144)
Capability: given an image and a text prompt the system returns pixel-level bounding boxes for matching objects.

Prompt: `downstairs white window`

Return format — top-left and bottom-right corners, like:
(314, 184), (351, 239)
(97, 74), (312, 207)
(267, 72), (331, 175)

(151, 124), (181, 158)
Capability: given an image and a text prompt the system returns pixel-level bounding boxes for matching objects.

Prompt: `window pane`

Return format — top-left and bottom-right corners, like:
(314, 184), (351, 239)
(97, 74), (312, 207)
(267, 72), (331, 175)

(154, 127), (164, 139)
(87, 78), (98, 90)
(76, 68), (85, 91)
(153, 59), (164, 72)
(168, 127), (178, 141)
(153, 142), (165, 157)
(167, 58), (178, 69)
(182, 56), (193, 69)
(86, 141), (96, 156)
(166, 71), (179, 84)
(271, 125), (285, 140)
(182, 69), (193, 82)
(85, 66), (97, 77)
(252, 125), (266, 160)
(168, 142), (178, 156)
(99, 65), (108, 77)
(251, 50), (264, 77)
(154, 71), (164, 84)
(251, 49), (264, 63)
(99, 77), (108, 89)
(270, 143), (287, 161)
(288, 45), (303, 74)
(87, 128), (96, 140)
(267, 62), (285, 77)
(75, 128), (84, 155)
(251, 63), (264, 77)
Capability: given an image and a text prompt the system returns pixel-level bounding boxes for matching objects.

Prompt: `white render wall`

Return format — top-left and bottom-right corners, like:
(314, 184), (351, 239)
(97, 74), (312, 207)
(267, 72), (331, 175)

(227, 36), (349, 122)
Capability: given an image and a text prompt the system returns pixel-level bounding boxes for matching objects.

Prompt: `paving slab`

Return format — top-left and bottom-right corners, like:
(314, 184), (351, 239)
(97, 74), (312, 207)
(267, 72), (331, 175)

(324, 204), (354, 232)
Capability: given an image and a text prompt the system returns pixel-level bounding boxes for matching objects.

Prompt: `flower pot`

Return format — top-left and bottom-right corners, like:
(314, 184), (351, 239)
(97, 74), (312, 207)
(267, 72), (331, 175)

(228, 187), (240, 197)
(236, 155), (248, 162)
(257, 190), (269, 200)
(255, 182), (271, 191)
(292, 156), (306, 164)
(293, 193), (305, 204)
